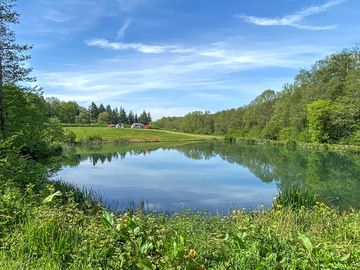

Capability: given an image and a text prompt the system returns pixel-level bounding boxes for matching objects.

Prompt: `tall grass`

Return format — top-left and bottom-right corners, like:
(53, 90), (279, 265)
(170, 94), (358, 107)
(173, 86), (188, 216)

(274, 184), (318, 210)
(1, 179), (359, 269)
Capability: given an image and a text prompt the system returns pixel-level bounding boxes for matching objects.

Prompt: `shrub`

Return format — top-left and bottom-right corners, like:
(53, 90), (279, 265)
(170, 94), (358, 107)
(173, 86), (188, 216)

(284, 138), (297, 149)
(279, 127), (294, 141)
(79, 135), (103, 145)
(346, 129), (360, 146)
(63, 130), (76, 144)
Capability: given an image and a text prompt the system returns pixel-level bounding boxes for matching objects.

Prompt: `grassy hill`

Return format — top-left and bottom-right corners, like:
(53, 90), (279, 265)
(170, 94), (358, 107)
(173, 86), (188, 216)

(66, 127), (220, 143)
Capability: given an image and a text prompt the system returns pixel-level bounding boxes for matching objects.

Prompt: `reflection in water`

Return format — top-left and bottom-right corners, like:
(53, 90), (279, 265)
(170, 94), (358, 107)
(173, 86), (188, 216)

(57, 142), (360, 212)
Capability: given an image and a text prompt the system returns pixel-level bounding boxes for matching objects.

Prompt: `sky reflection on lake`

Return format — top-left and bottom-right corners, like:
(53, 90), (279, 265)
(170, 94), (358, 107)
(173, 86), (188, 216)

(57, 144), (277, 212)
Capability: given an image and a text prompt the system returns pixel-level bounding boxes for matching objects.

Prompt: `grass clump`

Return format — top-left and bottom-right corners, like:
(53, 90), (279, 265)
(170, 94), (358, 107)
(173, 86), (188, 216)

(274, 185), (318, 210)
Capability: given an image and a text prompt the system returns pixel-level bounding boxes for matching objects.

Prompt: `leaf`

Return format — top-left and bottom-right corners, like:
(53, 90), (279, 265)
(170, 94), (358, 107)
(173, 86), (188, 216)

(136, 259), (153, 270)
(128, 217), (138, 230)
(298, 233), (313, 254)
(140, 241), (154, 254)
(173, 240), (178, 257)
(234, 233), (246, 249)
(179, 235), (185, 246)
(339, 253), (351, 262)
(102, 210), (115, 227)
(43, 191), (62, 203)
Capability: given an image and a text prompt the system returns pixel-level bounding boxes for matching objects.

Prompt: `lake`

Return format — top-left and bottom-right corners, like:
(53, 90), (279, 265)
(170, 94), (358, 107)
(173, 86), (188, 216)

(56, 142), (360, 213)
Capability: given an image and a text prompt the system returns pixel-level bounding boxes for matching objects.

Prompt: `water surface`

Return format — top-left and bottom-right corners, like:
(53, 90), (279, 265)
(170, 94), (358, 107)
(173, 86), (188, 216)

(57, 142), (360, 212)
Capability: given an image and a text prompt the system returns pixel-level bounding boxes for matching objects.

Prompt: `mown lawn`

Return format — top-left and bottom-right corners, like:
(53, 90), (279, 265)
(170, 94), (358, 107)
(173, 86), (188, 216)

(66, 127), (219, 143)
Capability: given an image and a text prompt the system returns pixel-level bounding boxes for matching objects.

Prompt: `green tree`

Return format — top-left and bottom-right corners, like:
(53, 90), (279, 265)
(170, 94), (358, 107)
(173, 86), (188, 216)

(98, 111), (111, 124)
(59, 101), (79, 123)
(98, 103), (106, 114)
(139, 110), (149, 125)
(134, 113), (138, 123)
(112, 108), (119, 124)
(307, 100), (333, 143)
(45, 97), (62, 119)
(147, 112), (152, 124)
(0, 0), (34, 138)
(75, 108), (91, 124)
(118, 107), (127, 124)
(3, 85), (63, 157)
(128, 110), (134, 124)
(88, 102), (99, 122)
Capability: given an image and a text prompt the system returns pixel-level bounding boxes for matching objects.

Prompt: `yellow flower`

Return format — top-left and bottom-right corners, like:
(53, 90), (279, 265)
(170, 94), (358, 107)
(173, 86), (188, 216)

(188, 249), (197, 259)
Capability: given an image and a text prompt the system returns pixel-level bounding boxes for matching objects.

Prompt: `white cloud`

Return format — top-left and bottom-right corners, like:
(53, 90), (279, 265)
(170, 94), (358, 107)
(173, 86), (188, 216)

(238, 0), (345, 30)
(86, 38), (194, 54)
(86, 39), (165, 53)
(116, 19), (132, 40)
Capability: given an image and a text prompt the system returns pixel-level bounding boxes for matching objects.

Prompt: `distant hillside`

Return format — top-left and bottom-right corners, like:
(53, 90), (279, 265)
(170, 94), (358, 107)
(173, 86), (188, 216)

(155, 47), (360, 145)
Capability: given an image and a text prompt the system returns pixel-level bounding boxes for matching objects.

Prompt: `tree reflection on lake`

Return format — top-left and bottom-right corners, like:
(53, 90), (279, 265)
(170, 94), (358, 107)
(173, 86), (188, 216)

(57, 142), (360, 212)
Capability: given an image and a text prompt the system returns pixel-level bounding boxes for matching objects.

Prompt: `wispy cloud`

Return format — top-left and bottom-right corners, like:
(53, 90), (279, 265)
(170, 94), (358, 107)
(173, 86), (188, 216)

(39, 42), (330, 111)
(116, 19), (132, 40)
(33, 0), (111, 35)
(238, 0), (345, 30)
(86, 38), (194, 54)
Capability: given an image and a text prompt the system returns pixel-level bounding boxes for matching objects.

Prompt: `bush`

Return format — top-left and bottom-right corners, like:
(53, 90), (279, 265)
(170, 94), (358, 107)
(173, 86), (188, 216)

(346, 129), (360, 146)
(279, 127), (294, 141)
(63, 130), (76, 144)
(79, 135), (103, 145)
(284, 138), (297, 149)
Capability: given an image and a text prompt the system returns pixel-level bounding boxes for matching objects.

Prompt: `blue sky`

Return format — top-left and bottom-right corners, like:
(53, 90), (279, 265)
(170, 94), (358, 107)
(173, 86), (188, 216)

(16, 0), (360, 119)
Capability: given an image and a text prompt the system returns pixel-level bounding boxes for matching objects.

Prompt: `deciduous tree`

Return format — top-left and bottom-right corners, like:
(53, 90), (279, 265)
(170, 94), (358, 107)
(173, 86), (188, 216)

(0, 0), (34, 138)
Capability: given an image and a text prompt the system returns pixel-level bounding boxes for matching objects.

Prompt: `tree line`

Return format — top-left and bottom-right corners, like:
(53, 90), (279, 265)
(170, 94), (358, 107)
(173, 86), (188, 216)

(155, 47), (360, 145)
(45, 99), (152, 125)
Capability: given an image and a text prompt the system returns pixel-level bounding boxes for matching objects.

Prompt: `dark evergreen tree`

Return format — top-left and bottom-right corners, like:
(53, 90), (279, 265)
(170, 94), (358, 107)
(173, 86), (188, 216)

(105, 104), (112, 114)
(134, 113), (138, 123)
(147, 112), (152, 124)
(118, 107), (127, 124)
(98, 103), (106, 114)
(88, 102), (99, 122)
(139, 110), (149, 125)
(112, 108), (119, 124)
(128, 110), (134, 124)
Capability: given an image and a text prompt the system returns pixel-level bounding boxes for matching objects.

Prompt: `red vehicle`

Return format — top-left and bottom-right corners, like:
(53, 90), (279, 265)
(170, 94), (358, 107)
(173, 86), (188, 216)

(144, 125), (152, 129)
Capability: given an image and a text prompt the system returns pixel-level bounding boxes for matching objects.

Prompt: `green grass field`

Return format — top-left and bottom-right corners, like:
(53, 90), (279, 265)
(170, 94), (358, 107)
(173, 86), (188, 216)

(66, 127), (219, 143)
